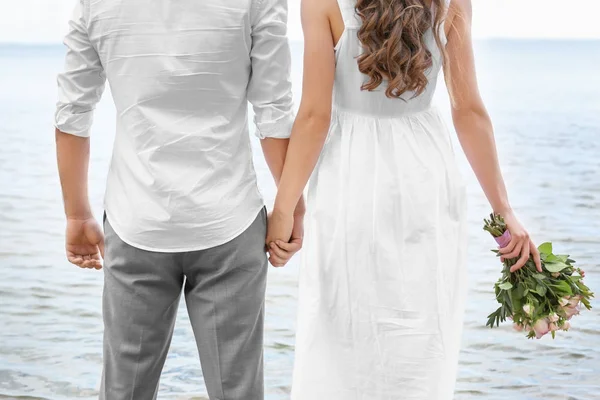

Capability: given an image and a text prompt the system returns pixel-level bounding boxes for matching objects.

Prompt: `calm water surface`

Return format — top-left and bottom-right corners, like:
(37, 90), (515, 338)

(1, 40), (599, 399)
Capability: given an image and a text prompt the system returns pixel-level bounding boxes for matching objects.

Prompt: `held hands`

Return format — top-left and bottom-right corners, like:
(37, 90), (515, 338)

(65, 216), (104, 270)
(497, 210), (542, 273)
(265, 202), (305, 267)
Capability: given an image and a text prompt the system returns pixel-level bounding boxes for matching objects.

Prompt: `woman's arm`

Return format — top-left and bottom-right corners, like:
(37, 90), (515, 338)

(261, 138), (306, 267)
(266, 0), (337, 245)
(246, 0), (306, 266)
(445, 0), (541, 272)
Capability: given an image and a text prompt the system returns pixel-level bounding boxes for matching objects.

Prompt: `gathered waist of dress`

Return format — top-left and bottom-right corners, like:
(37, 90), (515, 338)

(325, 104), (452, 147)
(331, 104), (441, 121)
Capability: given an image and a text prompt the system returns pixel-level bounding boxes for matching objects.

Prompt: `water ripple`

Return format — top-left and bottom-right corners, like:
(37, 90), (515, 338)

(1, 41), (599, 399)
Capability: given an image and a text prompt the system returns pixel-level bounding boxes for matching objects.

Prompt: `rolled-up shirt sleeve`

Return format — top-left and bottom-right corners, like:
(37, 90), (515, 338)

(55, 0), (106, 137)
(248, 0), (295, 139)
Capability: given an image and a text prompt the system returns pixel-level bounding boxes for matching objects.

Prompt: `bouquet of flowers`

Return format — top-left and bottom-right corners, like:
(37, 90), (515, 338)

(484, 213), (593, 339)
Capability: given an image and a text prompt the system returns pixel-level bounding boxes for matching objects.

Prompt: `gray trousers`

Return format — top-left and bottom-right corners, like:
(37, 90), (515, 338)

(100, 209), (268, 400)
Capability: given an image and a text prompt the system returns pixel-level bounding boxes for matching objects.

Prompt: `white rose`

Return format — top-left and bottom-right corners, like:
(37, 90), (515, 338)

(523, 304), (533, 316)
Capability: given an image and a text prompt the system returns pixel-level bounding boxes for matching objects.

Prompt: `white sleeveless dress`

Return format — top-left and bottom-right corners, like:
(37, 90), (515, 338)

(291, 1), (467, 399)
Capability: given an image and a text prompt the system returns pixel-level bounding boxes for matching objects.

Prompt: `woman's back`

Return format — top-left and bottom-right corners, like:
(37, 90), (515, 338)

(291, 1), (467, 399)
(333, 0), (447, 117)
(270, 0), (538, 398)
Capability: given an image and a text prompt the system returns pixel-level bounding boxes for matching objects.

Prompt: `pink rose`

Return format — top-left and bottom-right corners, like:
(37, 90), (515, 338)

(562, 296), (582, 319)
(567, 296), (581, 308)
(548, 312), (559, 323)
(559, 297), (570, 307)
(561, 321), (571, 331)
(533, 318), (550, 339)
(549, 322), (559, 332)
(522, 304), (533, 316)
(563, 304), (580, 320)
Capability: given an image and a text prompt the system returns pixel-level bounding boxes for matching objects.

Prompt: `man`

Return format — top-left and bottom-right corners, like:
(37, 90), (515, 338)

(54, 0), (303, 398)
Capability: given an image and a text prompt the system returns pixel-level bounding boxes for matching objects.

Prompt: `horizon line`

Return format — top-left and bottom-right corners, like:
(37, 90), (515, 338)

(1, 37), (599, 47)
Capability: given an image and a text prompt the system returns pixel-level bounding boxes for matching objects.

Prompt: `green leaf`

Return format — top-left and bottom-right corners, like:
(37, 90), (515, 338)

(515, 283), (526, 299)
(486, 307), (502, 328)
(555, 255), (569, 263)
(581, 297), (593, 310)
(552, 280), (573, 296)
(575, 280), (594, 295)
(504, 291), (514, 312)
(538, 242), (553, 255)
(511, 296), (523, 314)
(535, 284), (547, 297)
(498, 281), (513, 290)
(532, 273), (547, 280)
(525, 276), (538, 289)
(545, 261), (570, 273)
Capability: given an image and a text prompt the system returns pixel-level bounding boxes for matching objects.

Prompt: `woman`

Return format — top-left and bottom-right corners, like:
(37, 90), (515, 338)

(267, 0), (542, 398)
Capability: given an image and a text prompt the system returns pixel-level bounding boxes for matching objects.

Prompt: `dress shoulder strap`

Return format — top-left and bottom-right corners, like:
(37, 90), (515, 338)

(336, 0), (361, 28)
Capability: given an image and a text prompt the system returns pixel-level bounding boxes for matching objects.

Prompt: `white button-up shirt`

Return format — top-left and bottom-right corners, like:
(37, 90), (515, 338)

(55, 0), (294, 251)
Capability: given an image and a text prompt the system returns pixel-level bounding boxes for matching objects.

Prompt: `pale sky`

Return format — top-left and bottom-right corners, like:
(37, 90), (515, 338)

(0, 0), (599, 43)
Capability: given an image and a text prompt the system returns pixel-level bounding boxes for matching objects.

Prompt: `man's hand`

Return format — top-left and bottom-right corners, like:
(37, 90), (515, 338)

(66, 217), (104, 270)
(56, 130), (102, 269)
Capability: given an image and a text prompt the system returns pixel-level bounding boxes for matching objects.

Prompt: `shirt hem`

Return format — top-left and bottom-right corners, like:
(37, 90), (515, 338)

(254, 113), (295, 139)
(54, 122), (91, 138)
(104, 203), (265, 253)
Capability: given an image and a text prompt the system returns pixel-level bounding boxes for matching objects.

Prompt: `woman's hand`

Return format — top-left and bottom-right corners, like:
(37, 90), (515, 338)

(268, 215), (304, 268)
(498, 210), (542, 273)
(266, 209), (294, 267)
(66, 216), (104, 270)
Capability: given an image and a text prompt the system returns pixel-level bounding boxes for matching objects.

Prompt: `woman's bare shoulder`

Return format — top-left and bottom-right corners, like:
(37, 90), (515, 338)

(448, 0), (473, 21)
(446, 0), (473, 35)
(301, 0), (340, 16)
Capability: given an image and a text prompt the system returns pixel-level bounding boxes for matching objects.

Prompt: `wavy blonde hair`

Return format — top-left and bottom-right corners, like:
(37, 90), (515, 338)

(355, 0), (447, 98)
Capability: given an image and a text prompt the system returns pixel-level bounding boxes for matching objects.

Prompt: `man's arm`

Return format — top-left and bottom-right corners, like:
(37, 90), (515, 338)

(55, 0), (106, 269)
(56, 131), (92, 220)
(248, 0), (304, 266)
